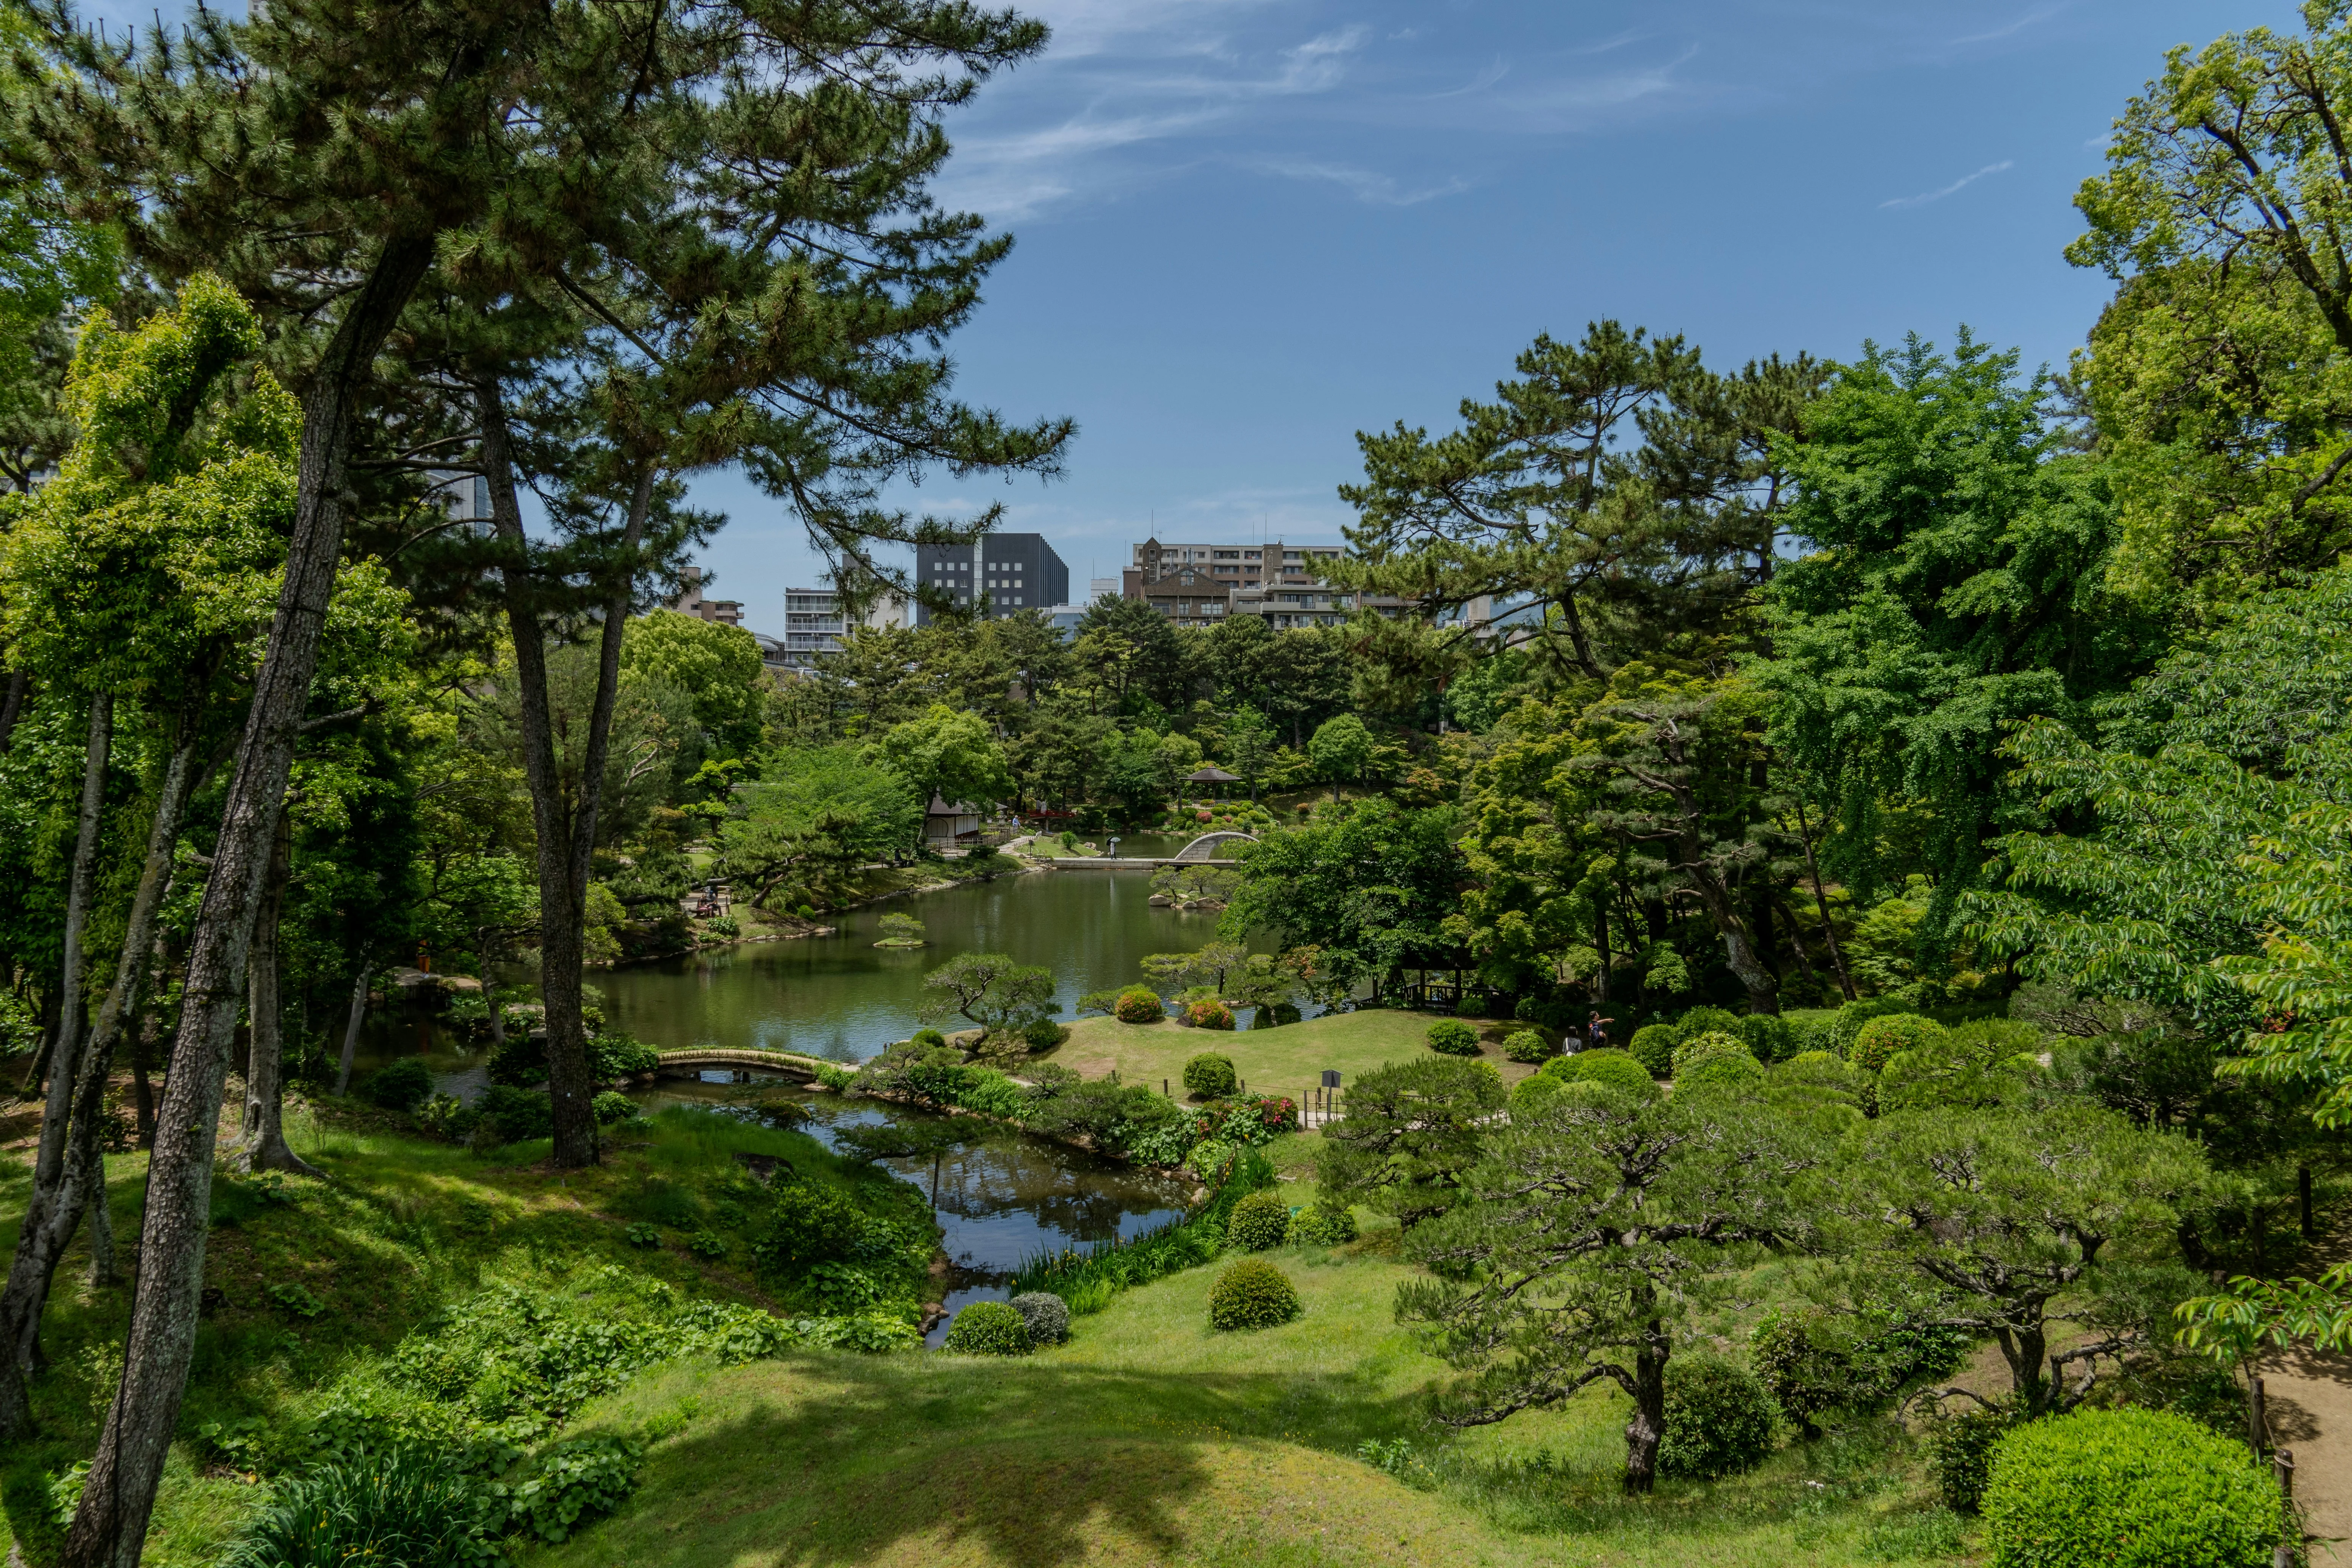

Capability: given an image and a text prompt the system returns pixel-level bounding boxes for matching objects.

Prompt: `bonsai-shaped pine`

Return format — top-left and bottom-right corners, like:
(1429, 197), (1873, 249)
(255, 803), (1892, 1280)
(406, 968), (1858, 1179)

(918, 953), (1056, 1044)
(875, 912), (927, 949)
(1397, 1079), (1821, 1492)
(1318, 1057), (1505, 1230)
(1139, 940), (1249, 998)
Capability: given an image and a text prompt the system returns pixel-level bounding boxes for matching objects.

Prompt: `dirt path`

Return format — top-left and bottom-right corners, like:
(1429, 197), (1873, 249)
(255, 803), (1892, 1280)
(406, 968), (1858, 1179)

(2260, 1344), (2352, 1562)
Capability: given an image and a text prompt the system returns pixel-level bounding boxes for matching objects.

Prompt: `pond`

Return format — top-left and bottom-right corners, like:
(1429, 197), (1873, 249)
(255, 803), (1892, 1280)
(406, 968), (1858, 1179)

(632, 1076), (1193, 1347)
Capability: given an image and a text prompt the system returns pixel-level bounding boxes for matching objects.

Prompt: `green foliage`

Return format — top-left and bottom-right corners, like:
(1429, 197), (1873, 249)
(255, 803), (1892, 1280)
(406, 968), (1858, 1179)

(1628, 1023), (1677, 1077)
(622, 610), (768, 762)
(1287, 1201), (1358, 1247)
(1540, 1048), (1658, 1097)
(1675, 1005), (1742, 1042)
(867, 704), (1014, 839)
(506, 1433), (644, 1545)
(590, 1092), (639, 1127)
(591, 1032), (660, 1080)
(1425, 1018), (1480, 1056)
(1184, 997), (1235, 1030)
(1830, 996), (1917, 1055)
(1217, 798), (1466, 1001)
(487, 1031), (549, 1088)
(1671, 1030), (1752, 1076)
(1182, 1053), (1238, 1099)
(686, 1230), (727, 1259)
(1656, 1355), (1777, 1480)
(1738, 1013), (1796, 1063)
(1501, 1029), (1552, 1064)
(476, 1086), (553, 1144)
(624, 1224), (660, 1249)
(1929, 1402), (2028, 1515)
(1225, 1189), (1293, 1252)
(1319, 1056), (1505, 1229)
(1114, 986), (1165, 1024)
(1879, 1021), (2044, 1113)
(1751, 1306), (1973, 1433)
(1982, 1407), (2283, 1566)
(918, 951), (1056, 1035)
(217, 1446), (501, 1568)
(364, 1058), (433, 1113)
(942, 1300), (1032, 1356)
(1011, 1150), (1276, 1313)
(1208, 1256), (1301, 1331)
(1022, 1017), (1065, 1052)
(1850, 1013), (1945, 1075)
(1009, 1291), (1070, 1347)
(910, 1027), (948, 1050)
(1677, 1042), (1766, 1094)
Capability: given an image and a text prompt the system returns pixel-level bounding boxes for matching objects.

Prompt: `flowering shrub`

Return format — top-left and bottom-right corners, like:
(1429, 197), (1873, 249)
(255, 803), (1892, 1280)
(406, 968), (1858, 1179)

(1114, 987), (1167, 1024)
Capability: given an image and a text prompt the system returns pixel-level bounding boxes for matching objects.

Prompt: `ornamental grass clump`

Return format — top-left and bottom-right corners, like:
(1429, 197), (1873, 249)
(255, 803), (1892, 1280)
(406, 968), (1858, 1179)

(1224, 1189), (1292, 1251)
(1208, 1256), (1301, 1330)
(942, 1299), (1032, 1355)
(1426, 1019), (1480, 1056)
(1981, 1407), (2283, 1567)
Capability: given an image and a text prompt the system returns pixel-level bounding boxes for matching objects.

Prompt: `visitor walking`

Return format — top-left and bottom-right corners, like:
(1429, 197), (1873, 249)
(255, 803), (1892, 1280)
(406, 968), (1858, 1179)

(1587, 1011), (1614, 1050)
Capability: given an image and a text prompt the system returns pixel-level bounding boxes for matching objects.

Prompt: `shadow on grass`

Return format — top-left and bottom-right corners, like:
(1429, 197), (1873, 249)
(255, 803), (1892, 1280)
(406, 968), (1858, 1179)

(567, 1350), (1443, 1568)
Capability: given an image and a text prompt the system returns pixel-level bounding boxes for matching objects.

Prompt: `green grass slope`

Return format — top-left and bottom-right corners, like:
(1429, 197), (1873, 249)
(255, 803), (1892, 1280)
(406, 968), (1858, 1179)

(1053, 1010), (1535, 1101)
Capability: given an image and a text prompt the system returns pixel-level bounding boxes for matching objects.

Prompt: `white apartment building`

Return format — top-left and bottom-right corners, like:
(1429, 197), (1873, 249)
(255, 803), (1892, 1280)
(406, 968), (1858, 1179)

(1122, 537), (1393, 628)
(770, 587), (908, 667)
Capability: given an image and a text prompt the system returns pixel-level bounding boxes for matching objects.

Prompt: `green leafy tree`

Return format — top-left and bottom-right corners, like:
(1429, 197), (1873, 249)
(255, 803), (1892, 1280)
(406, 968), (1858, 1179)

(870, 703), (1014, 846)
(1219, 798), (1466, 998)
(718, 744), (922, 906)
(1398, 1080), (1820, 1491)
(1307, 713), (1373, 803)
(1317, 1056), (1505, 1230)
(621, 609), (769, 763)
(1222, 704), (1276, 799)
(918, 952), (1056, 1037)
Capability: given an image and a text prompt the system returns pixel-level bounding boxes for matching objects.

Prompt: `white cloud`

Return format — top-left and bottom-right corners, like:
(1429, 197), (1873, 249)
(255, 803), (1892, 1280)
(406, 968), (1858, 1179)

(1250, 156), (1469, 205)
(1949, 6), (2065, 46)
(1879, 159), (2015, 209)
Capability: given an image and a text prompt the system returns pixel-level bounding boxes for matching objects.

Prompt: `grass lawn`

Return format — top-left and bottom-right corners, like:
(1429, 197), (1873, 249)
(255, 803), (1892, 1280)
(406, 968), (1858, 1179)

(1050, 1010), (1538, 1102)
(539, 1217), (1968, 1568)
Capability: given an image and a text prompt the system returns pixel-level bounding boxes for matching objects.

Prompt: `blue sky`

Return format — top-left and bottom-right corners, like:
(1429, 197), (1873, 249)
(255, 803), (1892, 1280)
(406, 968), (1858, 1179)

(686, 0), (2298, 630)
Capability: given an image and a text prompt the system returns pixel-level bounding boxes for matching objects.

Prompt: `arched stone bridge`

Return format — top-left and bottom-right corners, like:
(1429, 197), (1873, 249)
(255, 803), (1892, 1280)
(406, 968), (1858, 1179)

(1174, 831), (1258, 861)
(653, 1048), (830, 1080)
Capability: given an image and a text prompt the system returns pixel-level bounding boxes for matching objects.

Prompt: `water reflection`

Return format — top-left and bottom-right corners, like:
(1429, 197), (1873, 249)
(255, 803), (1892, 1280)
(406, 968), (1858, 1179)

(636, 1077), (1189, 1345)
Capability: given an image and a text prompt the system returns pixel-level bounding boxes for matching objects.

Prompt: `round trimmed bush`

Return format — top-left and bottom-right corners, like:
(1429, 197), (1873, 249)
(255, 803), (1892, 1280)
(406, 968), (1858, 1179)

(1831, 996), (1916, 1054)
(1657, 1355), (1778, 1480)
(1287, 1201), (1357, 1246)
(1540, 1047), (1659, 1096)
(1024, 1018), (1067, 1051)
(1114, 987), (1166, 1024)
(364, 1057), (433, 1111)
(1982, 1407), (2284, 1567)
(943, 1299), (1033, 1355)
(591, 1090), (639, 1125)
(1183, 1053), (1239, 1099)
(1511, 1072), (1566, 1114)
(1671, 1030), (1751, 1076)
(1628, 1023), (1678, 1078)
(1851, 1013), (1946, 1075)
(910, 1027), (948, 1050)
(1502, 1029), (1552, 1064)
(1185, 998), (1236, 1030)
(1679, 1045), (1766, 1094)
(1738, 1013), (1795, 1063)
(1208, 1256), (1301, 1331)
(1225, 1189), (1293, 1251)
(1675, 1005), (1742, 1042)
(1426, 1019), (1481, 1056)
(1009, 1291), (1070, 1346)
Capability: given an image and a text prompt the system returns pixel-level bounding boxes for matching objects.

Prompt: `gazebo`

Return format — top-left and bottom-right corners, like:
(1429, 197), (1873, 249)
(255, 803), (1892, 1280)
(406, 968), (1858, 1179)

(1185, 765), (1242, 794)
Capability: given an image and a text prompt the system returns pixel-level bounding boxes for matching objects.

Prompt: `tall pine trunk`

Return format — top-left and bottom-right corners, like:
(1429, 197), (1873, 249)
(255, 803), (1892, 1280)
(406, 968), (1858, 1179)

(240, 813), (316, 1174)
(0, 668), (26, 753)
(62, 233), (436, 1568)
(476, 375), (650, 1168)
(1792, 799), (1856, 1001)
(0, 693), (110, 1432)
(1621, 1305), (1670, 1494)
(332, 965), (371, 1097)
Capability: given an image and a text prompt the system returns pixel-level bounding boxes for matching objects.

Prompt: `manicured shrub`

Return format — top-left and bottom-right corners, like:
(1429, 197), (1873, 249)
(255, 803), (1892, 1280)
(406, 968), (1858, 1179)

(1831, 995), (1916, 1055)
(1510, 1072), (1565, 1114)
(1674, 1005), (1742, 1043)
(1981, 1407), (2283, 1565)
(1259, 1001), (1303, 1028)
(1183, 1053), (1239, 1099)
(1737, 1013), (1795, 1062)
(1679, 1044), (1766, 1093)
(1287, 1201), (1358, 1246)
(1502, 1029), (1552, 1064)
(1628, 1023), (1678, 1078)
(477, 1086), (554, 1143)
(1208, 1256), (1301, 1330)
(943, 1299), (1033, 1355)
(1185, 997), (1236, 1030)
(910, 1027), (949, 1050)
(1540, 1048), (1658, 1096)
(1426, 1019), (1481, 1056)
(1024, 1017), (1067, 1051)
(1114, 986), (1166, 1024)
(590, 1091), (639, 1126)
(1851, 1013), (1947, 1075)
(1225, 1188), (1293, 1251)
(1010, 1291), (1070, 1346)
(364, 1057), (433, 1111)
(589, 1030), (660, 1078)
(754, 1182), (869, 1274)
(1657, 1355), (1778, 1479)
(487, 1031), (549, 1087)
(1671, 1030), (1752, 1076)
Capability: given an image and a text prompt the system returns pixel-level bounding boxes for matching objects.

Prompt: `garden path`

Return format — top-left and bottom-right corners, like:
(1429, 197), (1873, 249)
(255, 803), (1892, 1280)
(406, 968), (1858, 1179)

(2258, 1342), (2352, 1560)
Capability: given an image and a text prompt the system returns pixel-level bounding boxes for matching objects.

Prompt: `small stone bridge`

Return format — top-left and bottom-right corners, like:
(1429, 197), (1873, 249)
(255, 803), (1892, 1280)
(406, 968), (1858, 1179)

(653, 1048), (829, 1081)
(1174, 831), (1257, 860)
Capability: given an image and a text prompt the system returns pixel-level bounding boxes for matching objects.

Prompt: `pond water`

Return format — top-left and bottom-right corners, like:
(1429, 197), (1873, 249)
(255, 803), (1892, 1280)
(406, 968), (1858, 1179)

(633, 1077), (1192, 1346)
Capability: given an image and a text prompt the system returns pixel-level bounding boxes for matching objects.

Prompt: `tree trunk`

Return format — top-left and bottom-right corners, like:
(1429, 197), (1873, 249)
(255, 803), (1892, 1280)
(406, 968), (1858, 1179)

(63, 230), (436, 1568)
(1793, 799), (1856, 1001)
(476, 373), (649, 1169)
(84, 1179), (115, 1288)
(241, 815), (317, 1174)
(332, 965), (371, 1097)
(1622, 1325), (1669, 1494)
(0, 667), (26, 754)
(1592, 896), (1611, 1004)
(0, 693), (110, 1435)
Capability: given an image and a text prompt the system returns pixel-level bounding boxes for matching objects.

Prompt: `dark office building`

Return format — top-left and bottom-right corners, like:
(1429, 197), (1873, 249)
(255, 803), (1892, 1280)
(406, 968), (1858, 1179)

(912, 533), (1069, 624)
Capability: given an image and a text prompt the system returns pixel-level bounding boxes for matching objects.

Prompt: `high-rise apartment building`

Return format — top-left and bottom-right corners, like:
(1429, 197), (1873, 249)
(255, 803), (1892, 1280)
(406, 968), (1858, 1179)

(1122, 537), (1393, 628)
(670, 565), (744, 627)
(912, 533), (1069, 624)
(769, 587), (908, 668)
